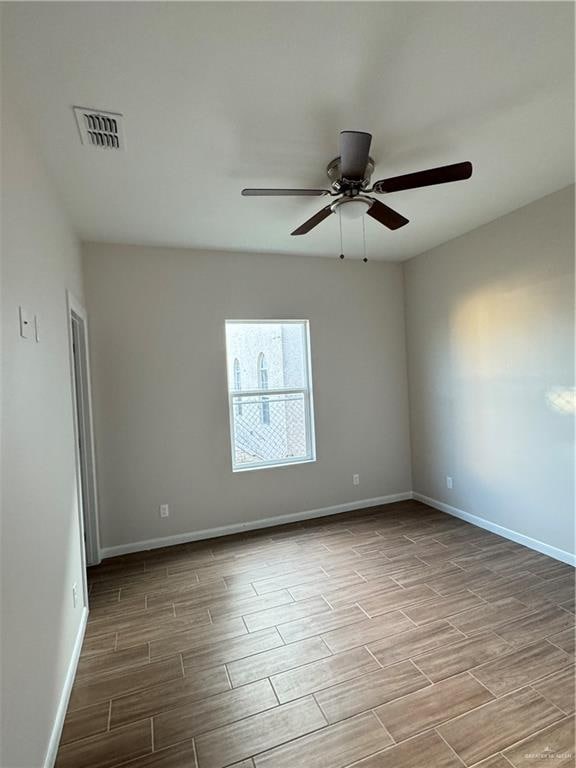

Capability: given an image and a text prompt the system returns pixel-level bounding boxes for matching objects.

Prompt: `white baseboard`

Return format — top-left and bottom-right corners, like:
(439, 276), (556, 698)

(100, 492), (413, 559)
(413, 492), (576, 566)
(44, 606), (88, 768)
(101, 490), (575, 566)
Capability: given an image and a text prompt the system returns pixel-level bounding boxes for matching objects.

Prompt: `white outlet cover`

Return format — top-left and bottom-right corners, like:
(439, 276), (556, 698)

(160, 504), (170, 518)
(19, 306), (31, 338)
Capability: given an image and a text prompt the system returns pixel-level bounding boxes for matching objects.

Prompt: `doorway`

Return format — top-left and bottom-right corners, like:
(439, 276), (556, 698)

(67, 292), (101, 576)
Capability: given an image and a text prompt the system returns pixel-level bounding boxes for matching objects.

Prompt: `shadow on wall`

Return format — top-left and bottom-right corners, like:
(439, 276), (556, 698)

(35, 487), (85, 768)
(41, 486), (86, 766)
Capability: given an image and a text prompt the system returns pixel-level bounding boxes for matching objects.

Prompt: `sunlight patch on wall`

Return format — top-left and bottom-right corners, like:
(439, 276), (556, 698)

(451, 285), (543, 379)
(546, 387), (575, 414)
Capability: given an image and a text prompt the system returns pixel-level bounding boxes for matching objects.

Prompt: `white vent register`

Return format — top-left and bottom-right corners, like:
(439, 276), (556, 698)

(74, 107), (124, 149)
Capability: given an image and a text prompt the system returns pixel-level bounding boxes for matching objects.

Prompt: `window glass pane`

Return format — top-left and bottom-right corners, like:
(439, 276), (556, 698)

(231, 392), (308, 467)
(226, 322), (308, 390)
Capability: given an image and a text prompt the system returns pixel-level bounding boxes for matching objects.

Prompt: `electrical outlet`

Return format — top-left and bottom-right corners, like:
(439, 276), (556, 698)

(19, 306), (31, 339)
(353, 474), (360, 486)
(72, 583), (78, 608)
(160, 504), (170, 518)
(446, 476), (453, 490)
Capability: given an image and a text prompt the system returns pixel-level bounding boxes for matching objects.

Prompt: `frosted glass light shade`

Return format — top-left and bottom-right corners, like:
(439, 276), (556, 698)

(336, 198), (372, 219)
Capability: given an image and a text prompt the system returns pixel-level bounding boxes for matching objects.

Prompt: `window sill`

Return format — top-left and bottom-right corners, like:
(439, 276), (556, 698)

(232, 457), (317, 473)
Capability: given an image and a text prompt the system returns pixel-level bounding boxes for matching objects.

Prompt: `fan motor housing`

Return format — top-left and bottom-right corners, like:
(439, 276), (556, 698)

(327, 156), (375, 191)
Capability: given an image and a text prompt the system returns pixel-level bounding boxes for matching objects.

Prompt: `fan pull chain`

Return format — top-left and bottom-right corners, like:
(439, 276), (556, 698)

(362, 214), (368, 263)
(338, 207), (344, 260)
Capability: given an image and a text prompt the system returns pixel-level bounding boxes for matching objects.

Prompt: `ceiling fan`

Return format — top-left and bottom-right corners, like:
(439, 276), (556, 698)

(241, 131), (473, 236)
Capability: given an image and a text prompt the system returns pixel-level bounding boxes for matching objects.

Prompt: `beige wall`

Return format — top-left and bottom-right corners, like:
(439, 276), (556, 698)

(82, 244), (412, 551)
(404, 186), (575, 556)
(1, 99), (86, 764)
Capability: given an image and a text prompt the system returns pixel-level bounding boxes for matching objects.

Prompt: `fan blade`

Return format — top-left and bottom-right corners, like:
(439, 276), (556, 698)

(366, 199), (409, 230)
(373, 161), (472, 194)
(242, 188), (330, 196)
(340, 131), (372, 180)
(291, 204), (334, 235)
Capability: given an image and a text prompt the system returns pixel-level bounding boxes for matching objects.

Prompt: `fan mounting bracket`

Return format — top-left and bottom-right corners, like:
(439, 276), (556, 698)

(327, 156), (375, 192)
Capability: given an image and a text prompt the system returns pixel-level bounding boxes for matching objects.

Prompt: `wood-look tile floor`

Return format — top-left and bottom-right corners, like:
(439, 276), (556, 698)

(56, 501), (576, 768)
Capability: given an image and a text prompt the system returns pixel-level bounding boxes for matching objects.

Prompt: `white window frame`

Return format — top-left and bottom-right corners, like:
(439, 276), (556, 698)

(233, 358), (243, 416)
(257, 352), (270, 425)
(225, 319), (317, 472)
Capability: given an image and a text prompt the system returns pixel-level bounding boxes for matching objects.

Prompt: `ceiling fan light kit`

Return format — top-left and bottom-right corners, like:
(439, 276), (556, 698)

(331, 196), (373, 220)
(242, 130), (473, 258)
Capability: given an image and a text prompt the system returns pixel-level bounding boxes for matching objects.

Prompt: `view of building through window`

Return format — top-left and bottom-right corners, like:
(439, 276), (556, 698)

(225, 320), (316, 470)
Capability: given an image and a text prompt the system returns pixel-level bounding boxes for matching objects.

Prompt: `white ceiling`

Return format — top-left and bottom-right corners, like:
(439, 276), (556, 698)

(3, 2), (574, 261)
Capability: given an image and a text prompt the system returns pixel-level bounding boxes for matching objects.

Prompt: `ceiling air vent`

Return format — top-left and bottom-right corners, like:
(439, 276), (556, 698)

(73, 107), (125, 150)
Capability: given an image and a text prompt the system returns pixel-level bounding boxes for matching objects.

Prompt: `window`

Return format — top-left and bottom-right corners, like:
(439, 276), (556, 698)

(257, 353), (270, 425)
(225, 320), (316, 471)
(233, 358), (242, 416)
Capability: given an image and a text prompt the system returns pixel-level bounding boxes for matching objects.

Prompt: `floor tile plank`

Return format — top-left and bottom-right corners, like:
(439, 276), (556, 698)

(154, 678), (278, 750)
(55, 719), (152, 768)
(60, 702), (111, 746)
(412, 631), (511, 682)
(243, 596), (331, 632)
(278, 605), (366, 644)
(76, 644), (150, 681)
(251, 568), (330, 595)
(116, 612), (217, 649)
(110, 665), (230, 728)
(149, 616), (248, 660)
(287, 572), (366, 601)
(438, 687), (564, 765)
(102, 739), (198, 768)
(318, 578), (404, 609)
(254, 712), (392, 768)
(85, 605), (181, 640)
(314, 660), (430, 723)
(346, 730), (464, 768)
(532, 663), (575, 714)
(376, 672), (494, 741)
(503, 717), (575, 768)
(492, 606), (575, 648)
(357, 584), (439, 617)
(182, 627), (284, 672)
(321, 610), (414, 653)
(194, 696), (326, 768)
(470, 640), (571, 696)
(70, 657), (183, 711)
(447, 597), (533, 635)
(401, 591), (485, 625)
(80, 633), (117, 658)
(208, 589), (294, 622)
(367, 619), (464, 667)
(271, 646), (379, 703)
(227, 636), (332, 687)
(547, 628), (575, 656)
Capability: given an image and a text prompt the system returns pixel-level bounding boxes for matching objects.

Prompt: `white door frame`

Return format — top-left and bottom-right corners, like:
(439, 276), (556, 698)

(67, 290), (101, 571)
